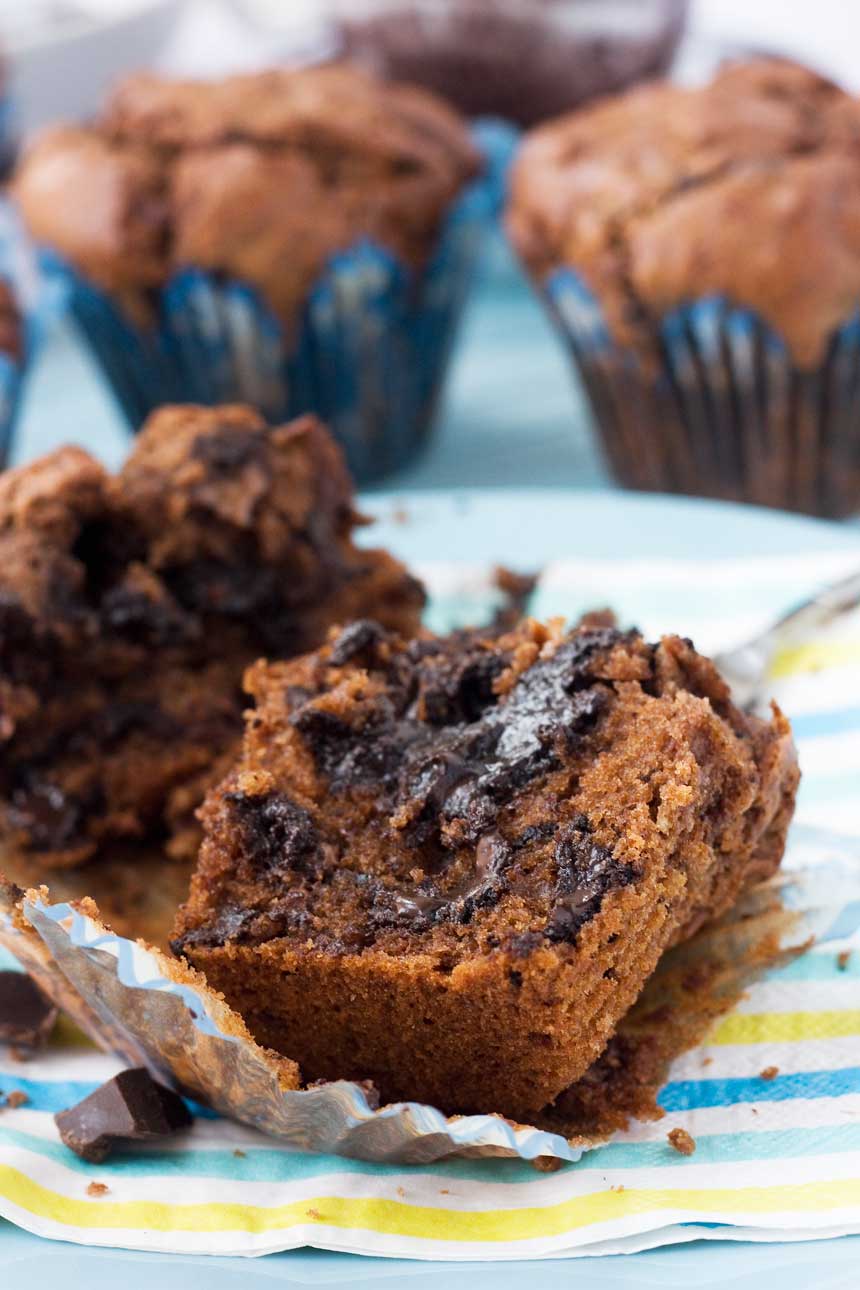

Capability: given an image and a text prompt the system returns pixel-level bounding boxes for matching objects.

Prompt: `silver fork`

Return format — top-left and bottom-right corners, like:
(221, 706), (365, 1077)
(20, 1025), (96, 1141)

(714, 568), (860, 712)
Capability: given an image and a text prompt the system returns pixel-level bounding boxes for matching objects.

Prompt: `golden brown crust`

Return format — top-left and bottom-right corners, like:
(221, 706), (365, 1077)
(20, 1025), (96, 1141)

(14, 65), (478, 322)
(508, 58), (860, 367)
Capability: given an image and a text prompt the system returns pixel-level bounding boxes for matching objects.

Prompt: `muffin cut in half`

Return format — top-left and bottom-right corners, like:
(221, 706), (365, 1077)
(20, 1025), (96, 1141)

(0, 405), (423, 869)
(174, 618), (798, 1120)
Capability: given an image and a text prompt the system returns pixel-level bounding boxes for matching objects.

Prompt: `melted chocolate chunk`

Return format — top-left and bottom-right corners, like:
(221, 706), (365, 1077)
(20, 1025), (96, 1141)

(55, 1068), (192, 1163)
(295, 628), (622, 851)
(416, 649), (506, 725)
(292, 705), (405, 788)
(0, 971), (58, 1049)
(226, 789), (319, 877)
(328, 619), (385, 667)
(545, 816), (636, 944)
(7, 779), (83, 852)
(171, 897), (310, 953)
(101, 584), (195, 647)
(368, 831), (514, 933)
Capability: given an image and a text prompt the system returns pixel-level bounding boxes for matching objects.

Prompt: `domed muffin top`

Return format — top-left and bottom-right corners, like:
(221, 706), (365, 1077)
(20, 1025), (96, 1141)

(508, 59), (860, 366)
(14, 64), (479, 321)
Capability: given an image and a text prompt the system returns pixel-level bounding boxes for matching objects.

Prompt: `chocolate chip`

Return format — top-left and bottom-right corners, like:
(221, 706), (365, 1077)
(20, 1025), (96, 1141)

(328, 619), (385, 666)
(506, 931), (543, 957)
(544, 818), (636, 944)
(101, 584), (194, 647)
(417, 649), (505, 724)
(297, 626), (622, 855)
(55, 1068), (192, 1163)
(0, 972), (58, 1049)
(7, 779), (83, 852)
(515, 822), (557, 848)
(226, 790), (318, 876)
(171, 901), (303, 954)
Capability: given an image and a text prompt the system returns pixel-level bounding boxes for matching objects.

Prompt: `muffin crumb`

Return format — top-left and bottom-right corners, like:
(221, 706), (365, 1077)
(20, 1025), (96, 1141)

(837, 950), (852, 971)
(759, 1066), (779, 1081)
(532, 1155), (563, 1173)
(667, 1128), (696, 1156)
(86, 1181), (109, 1198)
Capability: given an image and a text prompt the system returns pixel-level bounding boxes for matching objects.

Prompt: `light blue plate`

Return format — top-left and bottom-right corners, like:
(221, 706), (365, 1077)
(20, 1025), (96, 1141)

(2, 487), (860, 1286)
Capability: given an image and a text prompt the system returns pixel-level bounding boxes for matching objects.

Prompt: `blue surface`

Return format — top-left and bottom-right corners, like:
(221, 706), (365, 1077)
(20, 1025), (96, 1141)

(4, 233), (860, 1285)
(4, 1222), (860, 1288)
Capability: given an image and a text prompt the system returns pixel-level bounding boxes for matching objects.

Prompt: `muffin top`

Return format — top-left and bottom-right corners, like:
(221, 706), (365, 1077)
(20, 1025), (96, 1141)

(13, 64), (479, 322)
(508, 59), (860, 366)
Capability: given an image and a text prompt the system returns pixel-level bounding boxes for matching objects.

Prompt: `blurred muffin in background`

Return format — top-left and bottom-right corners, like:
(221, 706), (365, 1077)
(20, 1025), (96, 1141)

(13, 64), (489, 483)
(0, 277), (25, 465)
(508, 58), (860, 518)
(331, 0), (688, 126)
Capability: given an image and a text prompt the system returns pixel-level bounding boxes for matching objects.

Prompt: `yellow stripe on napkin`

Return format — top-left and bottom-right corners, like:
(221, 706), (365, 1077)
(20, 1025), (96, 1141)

(712, 1010), (860, 1045)
(771, 640), (860, 679)
(2, 1166), (860, 1243)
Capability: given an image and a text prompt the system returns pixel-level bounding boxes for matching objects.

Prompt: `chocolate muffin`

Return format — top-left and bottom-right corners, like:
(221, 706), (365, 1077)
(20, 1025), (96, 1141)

(333, 0), (689, 127)
(13, 65), (484, 482)
(173, 618), (798, 1120)
(508, 58), (860, 516)
(0, 405), (424, 869)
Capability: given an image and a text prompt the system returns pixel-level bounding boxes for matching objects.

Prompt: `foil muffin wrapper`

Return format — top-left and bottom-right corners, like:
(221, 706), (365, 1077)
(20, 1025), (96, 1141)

(543, 267), (860, 518)
(37, 134), (502, 486)
(0, 826), (852, 1167)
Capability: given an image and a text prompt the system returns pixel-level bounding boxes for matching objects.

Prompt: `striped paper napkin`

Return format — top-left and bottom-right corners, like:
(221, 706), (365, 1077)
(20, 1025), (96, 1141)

(0, 553), (858, 1259)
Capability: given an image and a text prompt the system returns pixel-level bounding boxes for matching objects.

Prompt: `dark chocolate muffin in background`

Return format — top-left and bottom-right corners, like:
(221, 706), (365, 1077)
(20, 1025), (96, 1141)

(12, 63), (488, 484)
(332, 0), (689, 126)
(508, 57), (860, 517)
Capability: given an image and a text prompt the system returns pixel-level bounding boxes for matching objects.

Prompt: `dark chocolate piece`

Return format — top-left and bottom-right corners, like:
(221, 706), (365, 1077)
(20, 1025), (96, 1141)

(295, 626), (621, 841)
(55, 1067), (192, 1162)
(545, 816), (637, 944)
(0, 971), (58, 1049)
(226, 789), (319, 878)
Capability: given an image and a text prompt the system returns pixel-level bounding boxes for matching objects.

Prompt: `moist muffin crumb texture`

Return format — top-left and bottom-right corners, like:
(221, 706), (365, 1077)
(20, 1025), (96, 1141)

(175, 618), (798, 1119)
(0, 405), (423, 868)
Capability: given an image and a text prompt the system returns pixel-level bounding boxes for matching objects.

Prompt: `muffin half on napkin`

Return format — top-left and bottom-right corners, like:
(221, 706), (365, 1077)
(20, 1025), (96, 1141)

(174, 618), (798, 1120)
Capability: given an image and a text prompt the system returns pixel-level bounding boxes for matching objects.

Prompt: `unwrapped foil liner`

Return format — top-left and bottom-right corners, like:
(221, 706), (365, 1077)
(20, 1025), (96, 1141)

(0, 831), (854, 1167)
(543, 267), (860, 518)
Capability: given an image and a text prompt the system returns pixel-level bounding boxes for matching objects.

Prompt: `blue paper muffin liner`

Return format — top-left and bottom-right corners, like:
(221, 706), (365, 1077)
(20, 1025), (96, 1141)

(544, 267), (860, 518)
(0, 199), (52, 469)
(0, 347), (23, 467)
(41, 157), (498, 484)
